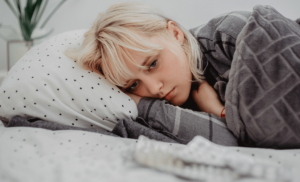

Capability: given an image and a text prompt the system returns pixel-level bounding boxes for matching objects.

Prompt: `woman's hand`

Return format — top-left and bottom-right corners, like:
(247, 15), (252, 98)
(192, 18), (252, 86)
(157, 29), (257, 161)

(124, 92), (142, 106)
(192, 81), (225, 118)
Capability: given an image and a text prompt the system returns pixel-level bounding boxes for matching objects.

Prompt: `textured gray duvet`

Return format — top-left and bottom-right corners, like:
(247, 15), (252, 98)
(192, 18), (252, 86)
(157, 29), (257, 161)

(225, 5), (300, 148)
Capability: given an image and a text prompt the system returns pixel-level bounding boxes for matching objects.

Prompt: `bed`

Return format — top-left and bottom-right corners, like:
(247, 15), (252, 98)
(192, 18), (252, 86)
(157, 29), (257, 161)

(1, 120), (300, 182)
(1, 4), (300, 182)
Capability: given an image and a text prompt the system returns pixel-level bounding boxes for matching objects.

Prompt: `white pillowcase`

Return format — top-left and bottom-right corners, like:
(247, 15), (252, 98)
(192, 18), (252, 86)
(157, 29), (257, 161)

(0, 29), (138, 131)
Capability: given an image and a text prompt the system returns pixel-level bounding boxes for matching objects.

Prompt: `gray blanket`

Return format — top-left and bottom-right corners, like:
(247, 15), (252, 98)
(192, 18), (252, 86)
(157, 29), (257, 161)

(225, 5), (300, 148)
(6, 115), (178, 143)
(6, 113), (237, 145)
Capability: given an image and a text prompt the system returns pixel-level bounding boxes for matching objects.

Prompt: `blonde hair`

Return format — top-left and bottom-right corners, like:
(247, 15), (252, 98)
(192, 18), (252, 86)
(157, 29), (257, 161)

(65, 2), (204, 88)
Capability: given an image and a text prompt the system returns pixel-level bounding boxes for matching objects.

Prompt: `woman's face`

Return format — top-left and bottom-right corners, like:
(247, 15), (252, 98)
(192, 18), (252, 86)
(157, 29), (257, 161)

(122, 34), (192, 106)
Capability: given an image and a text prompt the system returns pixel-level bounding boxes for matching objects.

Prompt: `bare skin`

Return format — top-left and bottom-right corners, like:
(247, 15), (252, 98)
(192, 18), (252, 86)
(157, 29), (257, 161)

(122, 21), (225, 118)
(122, 21), (192, 106)
(192, 81), (225, 118)
(125, 81), (225, 118)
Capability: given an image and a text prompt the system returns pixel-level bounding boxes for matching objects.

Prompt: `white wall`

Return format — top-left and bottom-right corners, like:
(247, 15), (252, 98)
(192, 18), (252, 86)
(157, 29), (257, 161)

(1, 0), (300, 75)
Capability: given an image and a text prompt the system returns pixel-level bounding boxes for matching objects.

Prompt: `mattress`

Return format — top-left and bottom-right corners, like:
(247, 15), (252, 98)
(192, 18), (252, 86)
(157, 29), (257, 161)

(1, 120), (300, 182)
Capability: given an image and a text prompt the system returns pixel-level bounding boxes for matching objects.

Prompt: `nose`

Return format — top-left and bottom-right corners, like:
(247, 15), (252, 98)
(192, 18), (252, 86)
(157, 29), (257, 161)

(143, 76), (163, 97)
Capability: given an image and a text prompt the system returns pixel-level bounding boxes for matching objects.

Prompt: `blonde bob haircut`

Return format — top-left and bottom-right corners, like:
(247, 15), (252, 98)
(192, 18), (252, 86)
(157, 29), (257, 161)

(65, 2), (204, 88)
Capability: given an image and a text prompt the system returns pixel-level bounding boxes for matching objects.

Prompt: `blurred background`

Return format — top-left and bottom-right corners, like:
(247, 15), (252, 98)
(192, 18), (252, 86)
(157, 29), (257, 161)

(1, 0), (300, 85)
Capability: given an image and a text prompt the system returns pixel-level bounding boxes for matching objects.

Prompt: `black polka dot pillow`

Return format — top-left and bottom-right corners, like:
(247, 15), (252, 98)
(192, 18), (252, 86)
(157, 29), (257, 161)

(0, 29), (137, 131)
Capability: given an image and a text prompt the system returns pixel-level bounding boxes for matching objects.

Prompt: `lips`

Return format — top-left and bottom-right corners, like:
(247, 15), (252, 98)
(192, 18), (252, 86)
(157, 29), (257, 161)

(164, 88), (175, 101)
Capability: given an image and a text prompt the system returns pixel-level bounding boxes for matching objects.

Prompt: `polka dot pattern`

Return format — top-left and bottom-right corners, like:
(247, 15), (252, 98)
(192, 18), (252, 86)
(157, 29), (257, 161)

(0, 122), (183, 182)
(1, 122), (300, 182)
(0, 29), (137, 131)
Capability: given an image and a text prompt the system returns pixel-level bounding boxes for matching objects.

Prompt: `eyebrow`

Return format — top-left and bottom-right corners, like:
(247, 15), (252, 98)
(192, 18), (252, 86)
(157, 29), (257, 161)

(141, 56), (152, 69)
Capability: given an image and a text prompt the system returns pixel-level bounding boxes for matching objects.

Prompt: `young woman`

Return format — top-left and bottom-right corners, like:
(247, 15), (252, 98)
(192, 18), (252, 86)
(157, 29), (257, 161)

(66, 2), (250, 119)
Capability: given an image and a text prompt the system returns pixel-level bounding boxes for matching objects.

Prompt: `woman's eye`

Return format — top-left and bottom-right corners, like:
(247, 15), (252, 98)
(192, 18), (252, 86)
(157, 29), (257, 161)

(130, 81), (138, 90)
(127, 60), (157, 91)
(149, 60), (157, 69)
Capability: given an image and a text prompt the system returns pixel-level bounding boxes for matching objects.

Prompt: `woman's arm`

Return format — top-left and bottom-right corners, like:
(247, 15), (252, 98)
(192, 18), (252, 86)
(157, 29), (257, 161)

(125, 82), (226, 119)
(124, 92), (235, 146)
(137, 97), (235, 145)
(190, 11), (252, 102)
(192, 81), (225, 118)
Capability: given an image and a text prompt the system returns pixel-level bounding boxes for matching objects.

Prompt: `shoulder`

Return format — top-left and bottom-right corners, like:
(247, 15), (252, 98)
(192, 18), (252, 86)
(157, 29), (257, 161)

(190, 11), (252, 40)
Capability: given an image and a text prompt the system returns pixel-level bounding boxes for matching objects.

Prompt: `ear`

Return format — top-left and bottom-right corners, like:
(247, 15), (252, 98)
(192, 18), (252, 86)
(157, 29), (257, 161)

(166, 21), (184, 44)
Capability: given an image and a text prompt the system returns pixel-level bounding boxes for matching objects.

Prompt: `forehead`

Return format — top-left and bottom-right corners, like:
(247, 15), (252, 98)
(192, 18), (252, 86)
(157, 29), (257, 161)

(125, 36), (163, 66)
(125, 51), (148, 71)
(108, 35), (167, 87)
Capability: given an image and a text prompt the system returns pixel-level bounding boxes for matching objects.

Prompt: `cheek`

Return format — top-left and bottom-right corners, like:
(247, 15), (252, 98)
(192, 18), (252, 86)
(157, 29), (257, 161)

(163, 59), (184, 79)
(134, 88), (148, 97)
(161, 55), (181, 75)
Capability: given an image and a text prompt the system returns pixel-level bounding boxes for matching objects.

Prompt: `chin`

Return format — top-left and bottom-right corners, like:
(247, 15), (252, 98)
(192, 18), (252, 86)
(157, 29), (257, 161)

(171, 93), (189, 106)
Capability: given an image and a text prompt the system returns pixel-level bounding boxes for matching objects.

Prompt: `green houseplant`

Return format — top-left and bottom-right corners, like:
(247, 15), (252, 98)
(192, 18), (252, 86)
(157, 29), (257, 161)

(5, 0), (66, 41)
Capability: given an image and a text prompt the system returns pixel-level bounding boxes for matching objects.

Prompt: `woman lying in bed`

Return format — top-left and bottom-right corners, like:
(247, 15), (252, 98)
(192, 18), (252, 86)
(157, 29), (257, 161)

(66, 2), (300, 148)
(66, 2), (242, 116)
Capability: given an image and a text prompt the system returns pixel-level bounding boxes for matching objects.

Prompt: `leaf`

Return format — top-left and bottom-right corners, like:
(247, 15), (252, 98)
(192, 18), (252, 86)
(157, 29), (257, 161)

(35, 0), (48, 28)
(24, 10), (32, 34)
(32, 28), (54, 40)
(19, 17), (30, 41)
(24, 0), (33, 18)
(24, 0), (33, 23)
(4, 0), (19, 18)
(14, 0), (22, 17)
(24, 0), (41, 40)
(32, 0), (43, 27)
(7, 0), (62, 41)
(25, 0), (38, 21)
(40, 0), (66, 28)
(23, 21), (32, 40)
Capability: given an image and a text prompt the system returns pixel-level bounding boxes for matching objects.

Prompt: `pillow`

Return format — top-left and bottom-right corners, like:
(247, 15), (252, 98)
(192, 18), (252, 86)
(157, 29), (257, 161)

(0, 29), (138, 131)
